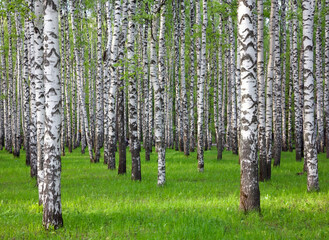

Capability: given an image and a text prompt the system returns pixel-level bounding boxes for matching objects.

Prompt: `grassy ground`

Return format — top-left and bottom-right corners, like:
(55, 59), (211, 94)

(0, 147), (328, 239)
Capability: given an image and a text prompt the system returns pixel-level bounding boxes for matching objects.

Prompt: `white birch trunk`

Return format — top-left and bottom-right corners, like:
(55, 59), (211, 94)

(238, 0), (260, 212)
(196, 0), (207, 172)
(42, 0), (63, 229)
(302, 0), (319, 191)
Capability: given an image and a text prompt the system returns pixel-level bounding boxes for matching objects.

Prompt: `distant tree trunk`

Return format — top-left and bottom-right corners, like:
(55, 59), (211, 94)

(21, 13), (31, 166)
(238, 0), (260, 212)
(6, 10), (13, 154)
(325, 0), (329, 159)
(273, 2), (282, 167)
(225, 30), (232, 151)
(189, 0), (195, 153)
(127, 0), (141, 181)
(257, 0), (266, 181)
(174, 0), (181, 152)
(302, 0), (319, 191)
(95, 0), (103, 163)
(229, 1), (237, 155)
(34, 0), (45, 205)
(281, 0), (288, 152)
(148, 79), (154, 152)
(236, 38), (241, 154)
(13, 12), (21, 158)
(85, 8), (95, 151)
(117, 0), (128, 175)
(64, 2), (72, 153)
(197, 0), (207, 172)
(265, 0), (277, 180)
(222, 41), (227, 150)
(107, 0), (121, 170)
(70, 0), (94, 162)
(155, 1), (166, 185)
(60, 1), (66, 157)
(103, 0), (113, 165)
(142, 19), (150, 161)
(315, 0), (324, 153)
(204, 62), (209, 151)
(217, 4), (223, 160)
(292, 0), (302, 161)
(28, 0), (37, 177)
(288, 0), (293, 152)
(42, 0), (63, 229)
(0, 18), (7, 153)
(180, 0), (189, 156)
(299, 40), (305, 162)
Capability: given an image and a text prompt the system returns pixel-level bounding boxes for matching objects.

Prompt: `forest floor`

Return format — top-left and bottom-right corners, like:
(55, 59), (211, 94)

(0, 146), (329, 239)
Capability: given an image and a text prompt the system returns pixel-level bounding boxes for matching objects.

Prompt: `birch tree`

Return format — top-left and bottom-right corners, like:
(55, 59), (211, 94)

(238, 0), (260, 212)
(196, 0), (207, 172)
(325, 0), (329, 159)
(257, 0), (266, 181)
(217, 2), (223, 160)
(180, 0), (189, 156)
(154, 1), (166, 185)
(302, 0), (319, 191)
(265, 0), (277, 180)
(127, 0), (141, 181)
(189, 0), (195, 153)
(34, 0), (45, 205)
(95, 0), (103, 163)
(28, 0), (38, 177)
(70, 0), (94, 162)
(107, 0), (121, 170)
(42, 0), (63, 229)
(315, 0), (324, 153)
(292, 0), (302, 161)
(273, 2), (282, 167)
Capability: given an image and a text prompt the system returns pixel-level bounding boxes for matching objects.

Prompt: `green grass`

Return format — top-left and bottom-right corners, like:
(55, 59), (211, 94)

(0, 147), (329, 239)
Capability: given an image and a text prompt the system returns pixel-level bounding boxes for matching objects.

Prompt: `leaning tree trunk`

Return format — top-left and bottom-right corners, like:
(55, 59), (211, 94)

(238, 0), (260, 212)
(196, 0), (207, 172)
(257, 0), (266, 181)
(42, 0), (63, 229)
(302, 0), (319, 192)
